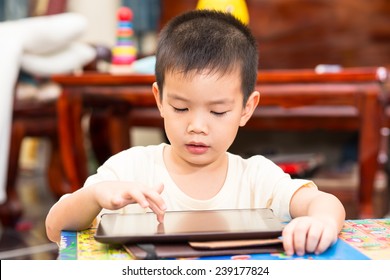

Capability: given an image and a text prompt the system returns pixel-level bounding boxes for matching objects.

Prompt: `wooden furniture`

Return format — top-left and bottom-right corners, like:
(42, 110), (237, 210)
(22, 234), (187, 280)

(0, 43), (112, 227)
(160, 0), (390, 69)
(0, 98), (68, 226)
(52, 67), (388, 218)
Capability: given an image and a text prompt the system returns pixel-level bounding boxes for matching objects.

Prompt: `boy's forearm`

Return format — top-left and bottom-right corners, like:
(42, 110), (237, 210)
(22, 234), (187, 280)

(290, 188), (346, 232)
(45, 187), (102, 243)
(307, 192), (346, 232)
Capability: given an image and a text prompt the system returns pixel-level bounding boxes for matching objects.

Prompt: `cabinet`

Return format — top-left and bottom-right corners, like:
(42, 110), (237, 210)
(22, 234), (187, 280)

(160, 0), (390, 69)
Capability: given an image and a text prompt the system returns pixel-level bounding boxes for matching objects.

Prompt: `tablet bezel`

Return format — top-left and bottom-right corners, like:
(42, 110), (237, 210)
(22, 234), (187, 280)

(94, 208), (284, 244)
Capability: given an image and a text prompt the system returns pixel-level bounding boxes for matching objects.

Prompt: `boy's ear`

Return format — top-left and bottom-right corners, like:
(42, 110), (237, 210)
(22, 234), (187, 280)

(239, 91), (260, 127)
(152, 82), (164, 117)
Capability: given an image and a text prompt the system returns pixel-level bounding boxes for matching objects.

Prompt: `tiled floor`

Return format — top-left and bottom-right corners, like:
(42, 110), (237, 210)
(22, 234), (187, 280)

(0, 170), (58, 260)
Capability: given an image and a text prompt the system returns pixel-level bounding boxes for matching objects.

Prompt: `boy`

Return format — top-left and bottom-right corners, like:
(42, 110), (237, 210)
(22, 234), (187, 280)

(46, 10), (345, 256)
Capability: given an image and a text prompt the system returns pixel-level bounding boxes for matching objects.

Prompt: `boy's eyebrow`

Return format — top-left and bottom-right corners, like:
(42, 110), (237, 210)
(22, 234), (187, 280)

(167, 93), (235, 105)
(167, 93), (188, 102)
(208, 98), (235, 106)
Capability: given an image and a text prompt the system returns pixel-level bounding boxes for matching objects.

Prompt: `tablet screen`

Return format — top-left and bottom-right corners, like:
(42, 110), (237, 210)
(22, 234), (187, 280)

(94, 208), (284, 244)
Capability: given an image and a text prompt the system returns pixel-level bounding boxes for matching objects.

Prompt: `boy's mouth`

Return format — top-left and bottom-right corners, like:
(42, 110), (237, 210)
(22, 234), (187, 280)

(185, 142), (209, 154)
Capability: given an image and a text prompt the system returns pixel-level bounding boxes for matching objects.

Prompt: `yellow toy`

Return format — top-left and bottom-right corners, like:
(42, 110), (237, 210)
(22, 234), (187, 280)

(196, 0), (249, 24)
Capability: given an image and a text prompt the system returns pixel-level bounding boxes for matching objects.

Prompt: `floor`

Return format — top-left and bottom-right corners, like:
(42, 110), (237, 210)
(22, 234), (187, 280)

(0, 169), (58, 260)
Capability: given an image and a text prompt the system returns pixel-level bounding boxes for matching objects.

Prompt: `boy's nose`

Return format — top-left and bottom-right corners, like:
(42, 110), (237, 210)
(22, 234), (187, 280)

(187, 113), (208, 134)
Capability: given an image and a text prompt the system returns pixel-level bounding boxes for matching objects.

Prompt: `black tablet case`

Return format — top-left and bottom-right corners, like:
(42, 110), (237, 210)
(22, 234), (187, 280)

(123, 239), (284, 260)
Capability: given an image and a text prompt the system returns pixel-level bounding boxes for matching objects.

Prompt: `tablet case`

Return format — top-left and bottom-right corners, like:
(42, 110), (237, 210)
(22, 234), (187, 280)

(124, 239), (284, 260)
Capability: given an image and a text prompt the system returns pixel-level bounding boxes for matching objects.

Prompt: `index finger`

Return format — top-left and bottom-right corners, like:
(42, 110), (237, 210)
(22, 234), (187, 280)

(144, 189), (167, 212)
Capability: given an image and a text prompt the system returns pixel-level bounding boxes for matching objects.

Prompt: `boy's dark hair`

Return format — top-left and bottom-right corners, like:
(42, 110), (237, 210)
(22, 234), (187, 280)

(155, 9), (258, 104)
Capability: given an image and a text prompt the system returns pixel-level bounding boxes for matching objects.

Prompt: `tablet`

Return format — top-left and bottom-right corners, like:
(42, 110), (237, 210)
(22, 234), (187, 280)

(94, 208), (285, 244)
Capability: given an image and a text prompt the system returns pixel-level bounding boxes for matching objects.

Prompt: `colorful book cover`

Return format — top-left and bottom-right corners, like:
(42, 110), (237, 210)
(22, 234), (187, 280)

(339, 219), (390, 260)
(59, 229), (132, 260)
(58, 219), (390, 260)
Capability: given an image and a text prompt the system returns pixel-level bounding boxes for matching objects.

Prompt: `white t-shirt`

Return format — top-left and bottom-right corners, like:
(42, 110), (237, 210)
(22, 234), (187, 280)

(84, 143), (317, 222)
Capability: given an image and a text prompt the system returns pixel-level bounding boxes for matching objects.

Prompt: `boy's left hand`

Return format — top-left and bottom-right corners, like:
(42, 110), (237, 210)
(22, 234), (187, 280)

(282, 216), (338, 256)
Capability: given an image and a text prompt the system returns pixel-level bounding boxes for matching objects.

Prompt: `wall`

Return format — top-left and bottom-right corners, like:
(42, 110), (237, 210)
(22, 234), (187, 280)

(67, 0), (120, 47)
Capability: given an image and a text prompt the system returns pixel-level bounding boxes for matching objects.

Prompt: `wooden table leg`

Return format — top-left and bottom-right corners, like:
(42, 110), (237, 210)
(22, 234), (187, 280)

(57, 89), (88, 192)
(0, 122), (24, 226)
(358, 85), (383, 218)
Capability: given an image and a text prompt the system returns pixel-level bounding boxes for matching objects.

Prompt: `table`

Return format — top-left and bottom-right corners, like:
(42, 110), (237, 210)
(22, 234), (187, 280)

(57, 219), (390, 260)
(51, 67), (389, 218)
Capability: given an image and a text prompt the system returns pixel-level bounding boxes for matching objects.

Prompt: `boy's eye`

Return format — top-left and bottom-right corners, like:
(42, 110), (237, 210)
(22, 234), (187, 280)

(173, 107), (188, 113)
(211, 111), (227, 116)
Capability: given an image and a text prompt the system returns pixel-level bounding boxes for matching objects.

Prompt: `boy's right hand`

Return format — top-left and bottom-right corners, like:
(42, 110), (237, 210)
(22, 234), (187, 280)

(92, 181), (166, 223)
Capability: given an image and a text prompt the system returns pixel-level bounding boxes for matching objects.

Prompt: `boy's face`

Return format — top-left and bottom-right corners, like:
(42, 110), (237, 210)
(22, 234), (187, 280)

(153, 69), (259, 168)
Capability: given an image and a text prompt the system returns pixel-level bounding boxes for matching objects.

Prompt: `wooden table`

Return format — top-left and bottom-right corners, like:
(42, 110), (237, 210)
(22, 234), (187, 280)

(52, 67), (389, 218)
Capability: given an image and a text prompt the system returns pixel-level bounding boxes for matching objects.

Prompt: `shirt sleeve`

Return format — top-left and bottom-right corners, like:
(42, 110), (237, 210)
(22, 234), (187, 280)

(248, 155), (318, 222)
